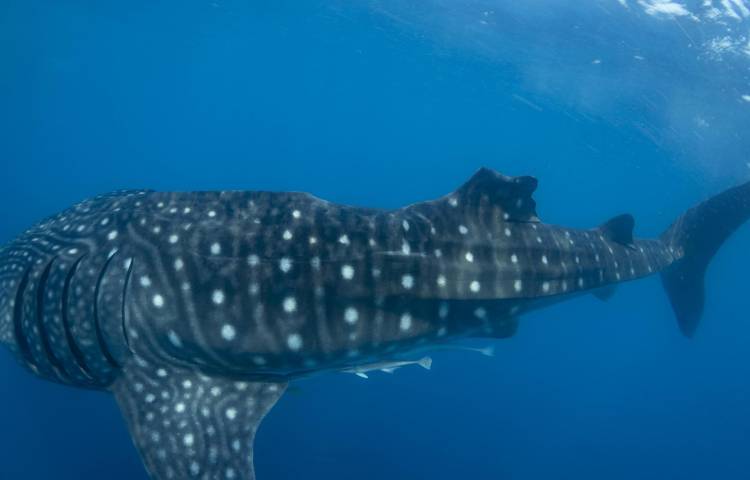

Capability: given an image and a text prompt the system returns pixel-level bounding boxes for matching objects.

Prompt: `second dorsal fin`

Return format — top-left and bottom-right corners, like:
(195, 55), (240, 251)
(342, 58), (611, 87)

(599, 214), (635, 246)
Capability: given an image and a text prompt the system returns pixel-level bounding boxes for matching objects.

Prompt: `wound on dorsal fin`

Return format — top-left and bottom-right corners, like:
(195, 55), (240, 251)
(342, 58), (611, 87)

(453, 167), (540, 223)
(599, 214), (635, 246)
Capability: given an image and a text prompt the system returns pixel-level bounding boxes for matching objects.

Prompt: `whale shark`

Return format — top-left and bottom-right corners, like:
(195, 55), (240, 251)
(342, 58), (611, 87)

(1, 168), (749, 479)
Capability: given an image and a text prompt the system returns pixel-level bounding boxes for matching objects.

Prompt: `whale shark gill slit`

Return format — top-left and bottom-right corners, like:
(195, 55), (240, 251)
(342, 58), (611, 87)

(35, 257), (71, 382)
(12, 266), (35, 370)
(61, 255), (98, 383)
(93, 251), (123, 370)
(121, 257), (135, 354)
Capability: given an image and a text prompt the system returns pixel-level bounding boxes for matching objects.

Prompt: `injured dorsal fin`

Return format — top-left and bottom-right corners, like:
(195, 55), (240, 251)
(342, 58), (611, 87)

(599, 214), (635, 246)
(112, 360), (286, 480)
(449, 167), (540, 223)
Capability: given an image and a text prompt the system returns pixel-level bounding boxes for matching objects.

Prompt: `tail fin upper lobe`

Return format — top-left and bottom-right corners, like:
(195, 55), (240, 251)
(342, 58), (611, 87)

(660, 180), (750, 337)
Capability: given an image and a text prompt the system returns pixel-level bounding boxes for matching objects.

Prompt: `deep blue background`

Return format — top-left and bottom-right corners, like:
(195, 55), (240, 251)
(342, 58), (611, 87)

(2, 1), (749, 479)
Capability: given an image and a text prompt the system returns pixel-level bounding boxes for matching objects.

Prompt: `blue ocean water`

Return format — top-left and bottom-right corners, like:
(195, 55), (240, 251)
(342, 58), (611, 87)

(2, 1), (750, 479)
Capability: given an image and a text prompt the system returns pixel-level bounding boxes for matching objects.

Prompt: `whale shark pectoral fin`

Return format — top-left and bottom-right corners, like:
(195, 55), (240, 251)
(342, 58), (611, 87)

(111, 360), (286, 480)
(474, 317), (519, 339)
(592, 285), (618, 302)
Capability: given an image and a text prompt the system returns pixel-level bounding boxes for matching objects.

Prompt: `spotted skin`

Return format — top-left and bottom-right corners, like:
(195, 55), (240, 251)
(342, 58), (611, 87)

(113, 361), (285, 480)
(1, 168), (748, 480)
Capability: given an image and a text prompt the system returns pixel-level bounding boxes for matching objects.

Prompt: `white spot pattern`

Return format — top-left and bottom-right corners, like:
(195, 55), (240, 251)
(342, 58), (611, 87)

(287, 334), (303, 351)
(344, 307), (359, 324)
(341, 265), (355, 280)
(221, 324), (236, 341)
(283, 296), (297, 313)
(399, 313), (413, 331)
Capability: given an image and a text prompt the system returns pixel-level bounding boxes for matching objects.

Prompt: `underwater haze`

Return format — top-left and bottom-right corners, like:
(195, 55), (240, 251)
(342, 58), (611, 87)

(2, 0), (750, 479)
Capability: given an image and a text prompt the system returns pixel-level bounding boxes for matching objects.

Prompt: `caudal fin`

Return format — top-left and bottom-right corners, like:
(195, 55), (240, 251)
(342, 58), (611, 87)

(660, 180), (750, 337)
